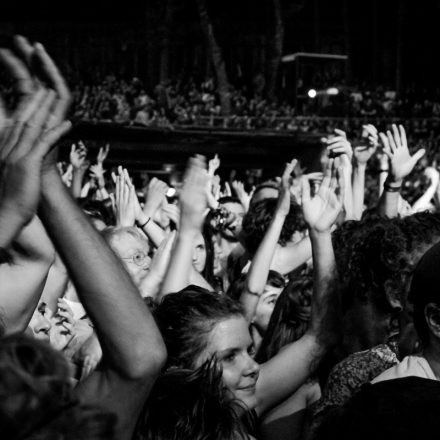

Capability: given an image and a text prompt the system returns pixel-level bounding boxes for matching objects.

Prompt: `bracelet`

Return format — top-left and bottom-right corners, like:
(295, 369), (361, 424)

(138, 217), (151, 229)
(379, 169), (389, 173)
(384, 182), (401, 193)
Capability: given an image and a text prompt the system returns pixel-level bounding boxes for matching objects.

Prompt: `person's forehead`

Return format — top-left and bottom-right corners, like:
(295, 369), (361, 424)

(113, 232), (149, 252)
(206, 316), (251, 352)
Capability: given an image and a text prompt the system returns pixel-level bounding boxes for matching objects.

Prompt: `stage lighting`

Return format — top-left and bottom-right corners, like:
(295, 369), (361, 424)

(167, 188), (176, 197)
(308, 89), (317, 98)
(327, 87), (339, 96)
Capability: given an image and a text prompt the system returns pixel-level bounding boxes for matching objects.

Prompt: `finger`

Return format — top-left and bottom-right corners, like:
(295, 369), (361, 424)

(382, 149), (393, 160)
(111, 171), (117, 184)
(31, 121), (72, 157)
(33, 42), (71, 125)
(392, 124), (401, 148)
(13, 90), (57, 157)
(1, 88), (47, 158)
(0, 48), (35, 95)
(300, 177), (311, 202)
(399, 125), (407, 148)
(0, 97), (6, 135)
(326, 136), (346, 146)
(334, 128), (347, 138)
(321, 158), (334, 190)
(411, 149), (426, 165)
(379, 132), (389, 150)
(387, 130), (397, 153)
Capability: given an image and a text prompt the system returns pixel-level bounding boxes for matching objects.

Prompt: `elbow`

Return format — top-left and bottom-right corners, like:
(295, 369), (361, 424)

(123, 338), (167, 380)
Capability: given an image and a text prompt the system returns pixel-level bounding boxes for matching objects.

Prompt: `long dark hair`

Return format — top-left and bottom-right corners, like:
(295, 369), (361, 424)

(255, 273), (313, 364)
(136, 358), (252, 440)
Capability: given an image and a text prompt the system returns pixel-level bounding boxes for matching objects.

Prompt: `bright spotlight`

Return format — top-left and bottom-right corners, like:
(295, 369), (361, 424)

(308, 89), (317, 98)
(166, 188), (176, 197)
(327, 87), (339, 96)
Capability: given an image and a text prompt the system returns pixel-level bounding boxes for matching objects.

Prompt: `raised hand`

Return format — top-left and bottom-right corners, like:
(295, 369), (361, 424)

(74, 332), (103, 381)
(379, 124), (425, 184)
(97, 143), (110, 164)
(114, 167), (137, 227)
(0, 45), (71, 234)
(143, 177), (169, 218)
(208, 154), (220, 176)
(276, 159), (297, 217)
(161, 202), (180, 228)
(325, 129), (353, 160)
(70, 143), (88, 170)
(232, 180), (253, 211)
(49, 298), (75, 351)
(354, 124), (379, 165)
(89, 163), (106, 189)
(301, 159), (343, 233)
(179, 155), (208, 232)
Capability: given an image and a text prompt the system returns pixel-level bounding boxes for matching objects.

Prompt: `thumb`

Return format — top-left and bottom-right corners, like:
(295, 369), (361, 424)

(412, 148), (426, 164)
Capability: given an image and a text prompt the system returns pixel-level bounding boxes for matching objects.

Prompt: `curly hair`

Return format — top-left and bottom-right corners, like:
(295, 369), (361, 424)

(241, 198), (306, 255)
(154, 286), (243, 369)
(0, 334), (115, 440)
(333, 212), (440, 313)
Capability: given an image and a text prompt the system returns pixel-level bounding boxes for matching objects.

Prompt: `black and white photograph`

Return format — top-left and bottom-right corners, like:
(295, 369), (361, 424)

(1, 1), (440, 439)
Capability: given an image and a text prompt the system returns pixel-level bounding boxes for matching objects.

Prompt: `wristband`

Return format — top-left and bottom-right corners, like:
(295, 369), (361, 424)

(138, 216), (151, 229)
(384, 182), (401, 193)
(379, 169), (389, 173)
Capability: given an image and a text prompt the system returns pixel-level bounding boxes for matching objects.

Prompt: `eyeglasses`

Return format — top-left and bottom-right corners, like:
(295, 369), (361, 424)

(121, 251), (150, 267)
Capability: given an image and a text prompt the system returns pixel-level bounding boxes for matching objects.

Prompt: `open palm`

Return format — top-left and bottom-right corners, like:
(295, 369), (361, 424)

(302, 160), (343, 232)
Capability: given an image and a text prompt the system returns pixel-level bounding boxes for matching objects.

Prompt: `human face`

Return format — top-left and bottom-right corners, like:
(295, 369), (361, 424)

(28, 302), (52, 341)
(192, 233), (207, 273)
(220, 202), (245, 239)
(110, 232), (152, 285)
(253, 286), (283, 333)
(196, 316), (260, 410)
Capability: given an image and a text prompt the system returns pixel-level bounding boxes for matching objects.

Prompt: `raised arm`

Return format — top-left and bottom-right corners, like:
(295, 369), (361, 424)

(377, 124), (425, 218)
(11, 38), (167, 440)
(160, 155), (209, 298)
(325, 129), (355, 220)
(240, 160), (297, 323)
(412, 167), (439, 212)
(352, 124), (378, 220)
(0, 44), (69, 332)
(256, 159), (343, 415)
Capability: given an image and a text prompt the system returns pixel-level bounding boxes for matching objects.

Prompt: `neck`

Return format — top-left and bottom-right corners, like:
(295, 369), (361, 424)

(423, 340), (440, 379)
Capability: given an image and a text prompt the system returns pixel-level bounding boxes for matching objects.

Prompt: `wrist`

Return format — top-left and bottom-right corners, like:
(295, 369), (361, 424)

(137, 213), (151, 229)
(309, 228), (332, 238)
(354, 162), (367, 170)
(384, 176), (402, 192)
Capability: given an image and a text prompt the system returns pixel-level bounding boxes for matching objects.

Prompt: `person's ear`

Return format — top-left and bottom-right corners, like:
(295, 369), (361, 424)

(425, 303), (440, 339)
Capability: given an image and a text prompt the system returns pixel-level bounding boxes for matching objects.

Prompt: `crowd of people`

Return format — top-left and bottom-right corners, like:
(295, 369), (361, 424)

(4, 35), (440, 440)
(65, 73), (440, 128)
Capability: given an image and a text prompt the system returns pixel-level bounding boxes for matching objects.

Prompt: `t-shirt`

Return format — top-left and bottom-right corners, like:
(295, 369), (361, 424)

(372, 355), (437, 383)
